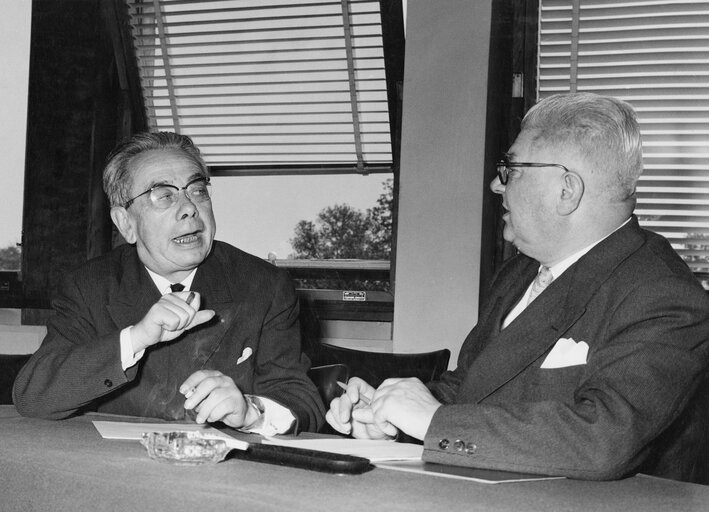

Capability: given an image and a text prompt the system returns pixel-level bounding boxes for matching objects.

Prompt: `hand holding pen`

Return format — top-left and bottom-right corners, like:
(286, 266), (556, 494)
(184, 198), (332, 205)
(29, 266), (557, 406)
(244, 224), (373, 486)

(326, 378), (396, 439)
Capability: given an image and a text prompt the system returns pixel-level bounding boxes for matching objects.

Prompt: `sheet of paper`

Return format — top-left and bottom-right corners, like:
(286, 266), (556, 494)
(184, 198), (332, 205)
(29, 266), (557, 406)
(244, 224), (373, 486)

(262, 437), (423, 462)
(376, 460), (566, 484)
(92, 420), (232, 441)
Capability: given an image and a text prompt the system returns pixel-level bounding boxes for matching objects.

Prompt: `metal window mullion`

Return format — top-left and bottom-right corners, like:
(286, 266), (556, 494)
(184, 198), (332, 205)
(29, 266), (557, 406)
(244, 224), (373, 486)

(152, 0), (181, 132)
(340, 0), (365, 174)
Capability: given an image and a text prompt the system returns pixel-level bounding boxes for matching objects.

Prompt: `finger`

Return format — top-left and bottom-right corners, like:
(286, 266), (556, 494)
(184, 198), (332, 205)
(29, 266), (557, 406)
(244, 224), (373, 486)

(365, 420), (396, 439)
(195, 391), (244, 425)
(351, 406), (375, 424)
(155, 300), (193, 332)
(325, 409), (352, 435)
(330, 395), (354, 424)
(345, 377), (375, 405)
(160, 292), (205, 330)
(186, 309), (216, 330)
(179, 370), (223, 402)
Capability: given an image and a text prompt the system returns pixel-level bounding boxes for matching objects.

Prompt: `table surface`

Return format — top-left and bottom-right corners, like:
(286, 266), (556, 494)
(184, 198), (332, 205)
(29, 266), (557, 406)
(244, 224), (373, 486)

(2, 405), (708, 512)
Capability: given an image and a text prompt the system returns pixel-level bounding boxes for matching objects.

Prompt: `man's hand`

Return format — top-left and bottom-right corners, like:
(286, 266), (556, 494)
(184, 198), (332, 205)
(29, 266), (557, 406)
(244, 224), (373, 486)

(179, 370), (260, 428)
(326, 377), (396, 439)
(367, 378), (442, 440)
(326, 377), (442, 441)
(130, 291), (215, 353)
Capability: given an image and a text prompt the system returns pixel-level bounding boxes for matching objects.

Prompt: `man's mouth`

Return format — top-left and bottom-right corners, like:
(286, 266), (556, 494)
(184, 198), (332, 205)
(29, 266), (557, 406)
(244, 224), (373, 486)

(173, 232), (201, 244)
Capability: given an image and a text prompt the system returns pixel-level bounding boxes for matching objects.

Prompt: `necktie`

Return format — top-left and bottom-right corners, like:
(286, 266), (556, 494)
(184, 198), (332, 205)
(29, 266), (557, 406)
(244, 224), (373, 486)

(527, 266), (553, 305)
(170, 283), (185, 292)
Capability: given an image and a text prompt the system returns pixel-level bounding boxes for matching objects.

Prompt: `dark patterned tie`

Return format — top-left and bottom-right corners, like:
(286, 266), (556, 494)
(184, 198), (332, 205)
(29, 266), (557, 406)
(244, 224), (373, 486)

(170, 283), (185, 292)
(527, 266), (553, 305)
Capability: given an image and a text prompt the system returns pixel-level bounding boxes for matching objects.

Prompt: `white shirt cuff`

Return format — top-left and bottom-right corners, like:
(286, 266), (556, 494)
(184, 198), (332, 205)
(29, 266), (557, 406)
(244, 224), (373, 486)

(120, 326), (145, 371)
(242, 396), (295, 437)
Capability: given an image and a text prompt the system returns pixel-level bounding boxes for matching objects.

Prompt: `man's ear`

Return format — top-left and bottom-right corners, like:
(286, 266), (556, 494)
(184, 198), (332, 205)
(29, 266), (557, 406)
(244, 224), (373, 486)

(110, 207), (137, 244)
(557, 172), (584, 216)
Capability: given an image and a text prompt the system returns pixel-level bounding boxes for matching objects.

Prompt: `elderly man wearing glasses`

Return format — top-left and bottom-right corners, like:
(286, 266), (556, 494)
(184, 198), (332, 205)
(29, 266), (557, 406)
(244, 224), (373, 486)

(14, 132), (325, 435)
(328, 93), (709, 483)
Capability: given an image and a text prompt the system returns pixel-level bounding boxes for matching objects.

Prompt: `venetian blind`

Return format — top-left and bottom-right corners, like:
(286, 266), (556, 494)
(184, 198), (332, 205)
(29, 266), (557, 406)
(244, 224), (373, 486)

(538, 0), (709, 273)
(124, 0), (393, 174)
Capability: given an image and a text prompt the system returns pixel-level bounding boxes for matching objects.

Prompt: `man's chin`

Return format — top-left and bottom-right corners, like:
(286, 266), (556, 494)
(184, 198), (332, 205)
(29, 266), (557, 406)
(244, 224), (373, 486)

(169, 245), (210, 268)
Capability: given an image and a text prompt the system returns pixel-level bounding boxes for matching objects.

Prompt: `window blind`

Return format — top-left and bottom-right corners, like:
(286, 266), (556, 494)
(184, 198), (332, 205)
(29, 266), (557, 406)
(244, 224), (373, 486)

(124, 0), (393, 174)
(538, 0), (709, 273)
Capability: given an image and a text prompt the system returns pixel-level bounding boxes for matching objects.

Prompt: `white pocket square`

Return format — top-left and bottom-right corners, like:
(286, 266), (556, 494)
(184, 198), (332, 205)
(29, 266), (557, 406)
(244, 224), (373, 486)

(540, 337), (589, 369)
(237, 347), (253, 365)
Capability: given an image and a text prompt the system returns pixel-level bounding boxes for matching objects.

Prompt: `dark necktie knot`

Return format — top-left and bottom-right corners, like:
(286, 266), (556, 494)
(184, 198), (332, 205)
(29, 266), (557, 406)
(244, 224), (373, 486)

(170, 283), (185, 292)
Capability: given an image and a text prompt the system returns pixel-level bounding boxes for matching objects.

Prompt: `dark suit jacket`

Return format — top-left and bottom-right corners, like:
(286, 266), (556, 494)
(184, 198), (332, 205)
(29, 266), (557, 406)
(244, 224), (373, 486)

(13, 241), (325, 432)
(425, 217), (709, 482)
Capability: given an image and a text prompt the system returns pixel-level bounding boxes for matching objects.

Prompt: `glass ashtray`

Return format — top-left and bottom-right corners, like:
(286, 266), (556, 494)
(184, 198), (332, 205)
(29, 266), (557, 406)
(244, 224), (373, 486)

(140, 431), (231, 465)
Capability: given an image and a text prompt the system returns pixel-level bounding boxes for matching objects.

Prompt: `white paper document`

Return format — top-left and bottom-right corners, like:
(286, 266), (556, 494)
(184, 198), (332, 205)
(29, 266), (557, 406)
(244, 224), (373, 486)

(92, 420), (233, 441)
(376, 460), (566, 484)
(262, 437), (423, 462)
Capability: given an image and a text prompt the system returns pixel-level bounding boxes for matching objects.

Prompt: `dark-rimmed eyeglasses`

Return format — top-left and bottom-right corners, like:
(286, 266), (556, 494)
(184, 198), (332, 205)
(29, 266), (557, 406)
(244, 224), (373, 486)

(123, 176), (212, 209)
(495, 161), (571, 185)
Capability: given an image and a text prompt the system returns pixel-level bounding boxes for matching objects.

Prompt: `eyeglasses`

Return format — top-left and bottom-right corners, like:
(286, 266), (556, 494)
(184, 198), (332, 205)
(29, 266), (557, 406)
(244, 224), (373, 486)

(495, 161), (571, 185)
(123, 176), (212, 209)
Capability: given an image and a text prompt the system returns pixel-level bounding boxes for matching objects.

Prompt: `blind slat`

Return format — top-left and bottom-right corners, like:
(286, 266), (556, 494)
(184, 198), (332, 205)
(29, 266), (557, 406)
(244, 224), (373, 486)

(126, 0), (393, 170)
(539, 0), (709, 277)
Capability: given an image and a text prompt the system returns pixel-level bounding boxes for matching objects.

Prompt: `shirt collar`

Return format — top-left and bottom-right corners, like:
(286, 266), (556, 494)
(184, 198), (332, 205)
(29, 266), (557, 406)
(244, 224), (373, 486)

(547, 217), (631, 279)
(145, 267), (198, 295)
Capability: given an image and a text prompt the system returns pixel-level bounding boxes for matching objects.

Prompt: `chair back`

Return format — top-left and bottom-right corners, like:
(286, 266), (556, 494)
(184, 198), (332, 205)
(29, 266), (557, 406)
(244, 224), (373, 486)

(307, 363), (349, 407)
(311, 344), (451, 388)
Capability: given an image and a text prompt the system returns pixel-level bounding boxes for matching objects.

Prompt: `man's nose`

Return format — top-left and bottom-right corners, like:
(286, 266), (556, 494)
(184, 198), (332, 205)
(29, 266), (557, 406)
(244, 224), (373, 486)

(490, 175), (505, 195)
(176, 191), (198, 218)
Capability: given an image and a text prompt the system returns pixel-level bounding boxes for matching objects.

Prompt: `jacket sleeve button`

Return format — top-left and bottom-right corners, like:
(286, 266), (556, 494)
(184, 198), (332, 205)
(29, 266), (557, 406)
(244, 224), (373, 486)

(454, 439), (465, 451)
(465, 443), (477, 454)
(438, 438), (450, 450)
(104, 379), (113, 388)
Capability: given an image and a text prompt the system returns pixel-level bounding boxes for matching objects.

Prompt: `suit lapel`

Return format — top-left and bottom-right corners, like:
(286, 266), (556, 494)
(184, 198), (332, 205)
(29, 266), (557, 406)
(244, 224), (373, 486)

(460, 217), (646, 403)
(187, 250), (243, 368)
(106, 247), (161, 329)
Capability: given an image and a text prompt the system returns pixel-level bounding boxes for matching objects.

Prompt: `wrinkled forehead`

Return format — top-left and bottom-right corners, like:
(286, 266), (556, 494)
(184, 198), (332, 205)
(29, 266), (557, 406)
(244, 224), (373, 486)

(128, 149), (205, 190)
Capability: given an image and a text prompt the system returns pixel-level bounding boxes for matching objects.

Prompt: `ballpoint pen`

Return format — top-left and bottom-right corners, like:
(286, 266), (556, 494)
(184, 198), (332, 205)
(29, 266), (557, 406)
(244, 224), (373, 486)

(336, 381), (371, 406)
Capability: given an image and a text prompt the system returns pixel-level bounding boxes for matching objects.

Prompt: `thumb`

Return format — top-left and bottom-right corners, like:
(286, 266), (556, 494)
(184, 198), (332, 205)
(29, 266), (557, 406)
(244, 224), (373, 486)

(188, 309), (216, 330)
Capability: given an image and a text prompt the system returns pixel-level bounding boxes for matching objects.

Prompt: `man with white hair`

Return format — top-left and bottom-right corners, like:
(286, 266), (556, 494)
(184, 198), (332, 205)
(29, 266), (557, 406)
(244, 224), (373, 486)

(329, 93), (709, 482)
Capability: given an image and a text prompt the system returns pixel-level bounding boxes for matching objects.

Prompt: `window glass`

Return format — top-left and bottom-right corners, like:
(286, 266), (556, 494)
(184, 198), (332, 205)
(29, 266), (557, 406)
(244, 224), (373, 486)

(210, 173), (392, 291)
(0, 2), (31, 273)
(538, 0), (709, 285)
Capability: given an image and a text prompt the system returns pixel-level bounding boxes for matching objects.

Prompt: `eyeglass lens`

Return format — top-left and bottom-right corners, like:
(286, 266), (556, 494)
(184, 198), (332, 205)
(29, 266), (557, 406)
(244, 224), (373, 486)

(150, 178), (211, 209)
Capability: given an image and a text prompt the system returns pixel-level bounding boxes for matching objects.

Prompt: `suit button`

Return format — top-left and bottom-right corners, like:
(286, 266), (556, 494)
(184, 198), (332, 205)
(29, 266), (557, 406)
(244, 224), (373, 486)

(438, 439), (450, 450)
(465, 443), (477, 454)
(104, 379), (113, 388)
(454, 439), (465, 451)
